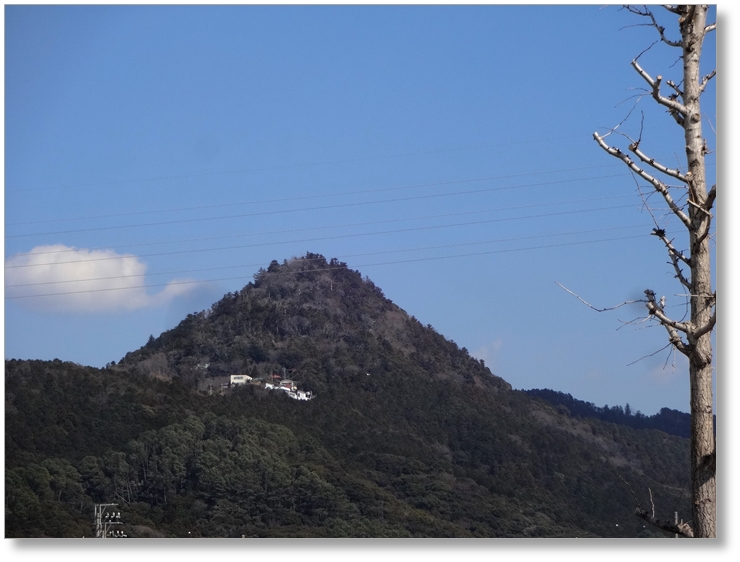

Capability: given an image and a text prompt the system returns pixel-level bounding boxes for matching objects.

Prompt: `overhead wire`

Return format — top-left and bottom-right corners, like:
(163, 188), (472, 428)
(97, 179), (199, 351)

(6, 162), (628, 226)
(6, 173), (629, 239)
(5, 130), (708, 301)
(7, 156), (716, 228)
(5, 223), (657, 288)
(5, 202), (642, 269)
(7, 192), (638, 259)
(6, 122), (710, 196)
(5, 230), (676, 300)
(4, 133), (607, 195)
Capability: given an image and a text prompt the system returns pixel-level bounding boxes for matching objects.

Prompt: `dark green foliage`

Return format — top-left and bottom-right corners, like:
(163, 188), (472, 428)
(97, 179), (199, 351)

(5, 254), (691, 537)
(524, 388), (715, 439)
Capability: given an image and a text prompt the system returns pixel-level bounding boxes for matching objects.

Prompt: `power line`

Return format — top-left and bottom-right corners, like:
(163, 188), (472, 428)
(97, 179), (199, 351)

(5, 223), (656, 288)
(7, 124), (709, 196)
(4, 232), (666, 300)
(5, 134), (607, 195)
(6, 163), (628, 226)
(6, 173), (628, 239)
(5, 202), (640, 269)
(8, 192), (637, 258)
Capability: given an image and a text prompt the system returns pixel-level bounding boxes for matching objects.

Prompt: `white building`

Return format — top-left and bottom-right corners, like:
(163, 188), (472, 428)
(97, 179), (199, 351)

(289, 389), (313, 401)
(279, 379), (296, 391)
(230, 374), (252, 385)
(263, 380), (314, 401)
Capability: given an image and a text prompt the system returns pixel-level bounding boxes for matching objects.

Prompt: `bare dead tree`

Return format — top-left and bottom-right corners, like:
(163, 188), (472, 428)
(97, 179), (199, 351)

(592, 5), (716, 538)
(615, 472), (694, 537)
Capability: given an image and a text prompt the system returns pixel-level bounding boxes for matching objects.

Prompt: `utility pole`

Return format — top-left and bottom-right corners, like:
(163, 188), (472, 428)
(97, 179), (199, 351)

(94, 503), (127, 538)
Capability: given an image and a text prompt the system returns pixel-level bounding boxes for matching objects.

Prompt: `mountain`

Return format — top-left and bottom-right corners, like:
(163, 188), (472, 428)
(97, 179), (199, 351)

(5, 253), (691, 538)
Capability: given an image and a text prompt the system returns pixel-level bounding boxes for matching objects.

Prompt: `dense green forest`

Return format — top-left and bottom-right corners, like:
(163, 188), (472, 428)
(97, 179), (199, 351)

(524, 389), (705, 439)
(6, 254), (693, 538)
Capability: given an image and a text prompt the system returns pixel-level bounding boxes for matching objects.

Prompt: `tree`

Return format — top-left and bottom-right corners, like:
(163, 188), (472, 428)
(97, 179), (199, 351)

(591, 6), (716, 538)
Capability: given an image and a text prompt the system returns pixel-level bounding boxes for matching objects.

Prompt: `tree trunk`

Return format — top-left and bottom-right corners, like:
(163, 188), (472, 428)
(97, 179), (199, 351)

(592, 4), (716, 538)
(682, 5), (716, 537)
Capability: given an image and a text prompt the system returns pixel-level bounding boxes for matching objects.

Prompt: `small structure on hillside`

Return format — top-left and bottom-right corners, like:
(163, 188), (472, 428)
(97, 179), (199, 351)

(219, 372), (314, 401)
(279, 379), (296, 391)
(264, 378), (314, 401)
(291, 389), (313, 401)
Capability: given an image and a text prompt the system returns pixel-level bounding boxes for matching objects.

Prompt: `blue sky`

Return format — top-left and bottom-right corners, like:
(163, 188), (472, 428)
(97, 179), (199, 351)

(3, 3), (720, 417)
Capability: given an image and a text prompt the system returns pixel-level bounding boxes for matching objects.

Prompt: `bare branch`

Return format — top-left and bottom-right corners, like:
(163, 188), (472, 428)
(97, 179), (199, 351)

(686, 197), (712, 218)
(642, 289), (692, 356)
(593, 133), (692, 228)
(653, 319), (690, 356)
(616, 316), (651, 331)
(662, 6), (682, 16)
(631, 59), (687, 118)
(668, 54), (683, 71)
(634, 507), (694, 538)
(669, 266), (692, 292)
(663, 343), (676, 370)
(614, 91), (651, 109)
(631, 173), (667, 216)
(644, 290), (691, 334)
(631, 39), (659, 62)
(704, 23), (716, 34)
(699, 70), (716, 95)
(629, 141), (689, 182)
(650, 228), (690, 266)
(693, 309), (716, 340)
(668, 258), (691, 290)
(626, 342), (673, 367)
(555, 282), (644, 312)
(704, 184), (716, 211)
(606, 91), (646, 129)
(615, 471), (641, 506)
(616, 469), (694, 537)
(630, 173), (692, 290)
(625, 5), (682, 46)
(666, 79), (683, 98)
(648, 228), (692, 290)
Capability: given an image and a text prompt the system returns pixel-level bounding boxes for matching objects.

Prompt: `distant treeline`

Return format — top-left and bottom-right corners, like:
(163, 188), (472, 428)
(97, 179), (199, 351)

(522, 389), (714, 439)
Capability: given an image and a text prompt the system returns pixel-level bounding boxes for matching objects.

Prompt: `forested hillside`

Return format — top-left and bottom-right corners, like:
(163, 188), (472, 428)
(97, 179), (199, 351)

(6, 254), (692, 537)
(524, 389), (699, 439)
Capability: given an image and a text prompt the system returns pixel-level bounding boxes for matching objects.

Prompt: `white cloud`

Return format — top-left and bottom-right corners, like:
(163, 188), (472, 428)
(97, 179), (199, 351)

(471, 338), (503, 368)
(5, 244), (200, 313)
